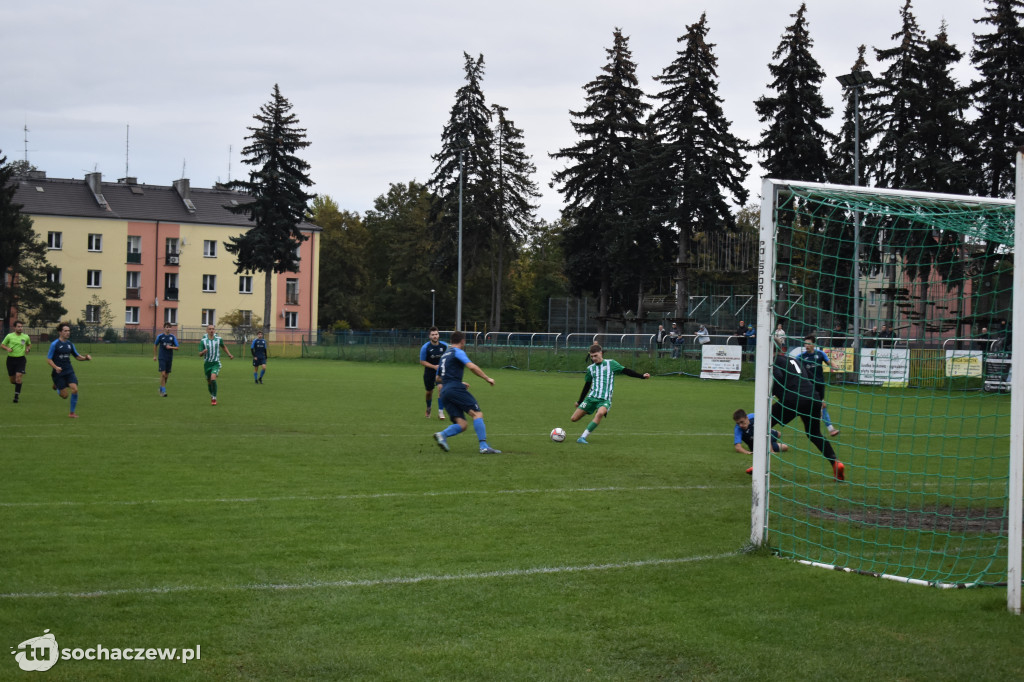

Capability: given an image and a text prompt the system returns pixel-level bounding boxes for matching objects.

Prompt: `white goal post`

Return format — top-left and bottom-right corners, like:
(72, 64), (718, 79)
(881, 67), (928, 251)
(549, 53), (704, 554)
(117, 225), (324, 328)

(752, 161), (1022, 614)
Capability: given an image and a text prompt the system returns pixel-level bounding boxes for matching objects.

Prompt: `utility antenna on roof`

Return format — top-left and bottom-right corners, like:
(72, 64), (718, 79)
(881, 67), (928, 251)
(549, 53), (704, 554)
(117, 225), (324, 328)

(125, 123), (130, 179)
(227, 144), (232, 183)
(23, 121), (29, 163)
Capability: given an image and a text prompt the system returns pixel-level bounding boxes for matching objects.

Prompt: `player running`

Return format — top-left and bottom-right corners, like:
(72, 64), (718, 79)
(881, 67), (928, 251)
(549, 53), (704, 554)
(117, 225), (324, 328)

(432, 330), (500, 454)
(2, 320), (32, 403)
(199, 324), (234, 405)
(153, 322), (179, 397)
(732, 409), (789, 475)
(799, 334), (841, 437)
(46, 322), (92, 418)
(419, 326), (447, 419)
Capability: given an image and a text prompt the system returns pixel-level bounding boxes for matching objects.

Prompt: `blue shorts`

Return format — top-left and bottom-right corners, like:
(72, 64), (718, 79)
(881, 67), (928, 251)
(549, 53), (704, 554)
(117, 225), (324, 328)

(252, 356), (267, 368)
(439, 386), (480, 422)
(158, 358), (173, 373)
(53, 370), (78, 391)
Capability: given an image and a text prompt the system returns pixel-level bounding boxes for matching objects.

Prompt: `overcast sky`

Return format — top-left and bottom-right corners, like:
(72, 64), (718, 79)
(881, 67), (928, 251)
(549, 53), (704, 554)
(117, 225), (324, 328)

(2, 0), (987, 222)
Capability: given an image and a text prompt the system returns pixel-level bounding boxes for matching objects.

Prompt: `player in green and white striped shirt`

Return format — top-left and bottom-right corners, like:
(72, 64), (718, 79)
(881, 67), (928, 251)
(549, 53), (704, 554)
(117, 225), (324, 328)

(198, 324), (234, 406)
(570, 343), (650, 444)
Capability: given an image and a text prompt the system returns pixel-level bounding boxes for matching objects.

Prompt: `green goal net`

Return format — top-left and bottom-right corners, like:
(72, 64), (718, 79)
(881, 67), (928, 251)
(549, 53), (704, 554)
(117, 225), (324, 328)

(751, 178), (1022, 610)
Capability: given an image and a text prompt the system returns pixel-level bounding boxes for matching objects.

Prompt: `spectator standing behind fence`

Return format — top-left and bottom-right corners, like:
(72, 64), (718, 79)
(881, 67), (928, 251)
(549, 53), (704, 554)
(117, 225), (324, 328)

(655, 324), (671, 349)
(735, 321), (749, 352)
(669, 322), (682, 359)
(744, 325), (756, 353)
(832, 322), (846, 347)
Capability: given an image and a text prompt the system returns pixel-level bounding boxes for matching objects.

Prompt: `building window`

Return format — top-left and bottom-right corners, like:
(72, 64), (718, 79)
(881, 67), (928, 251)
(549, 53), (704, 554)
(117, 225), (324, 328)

(240, 310), (253, 326)
(203, 240), (217, 258)
(284, 311), (298, 329)
(239, 275), (253, 294)
(88, 234), (103, 252)
(87, 270), (102, 288)
(85, 305), (101, 323)
(285, 278), (299, 305)
(47, 268), (62, 284)
(164, 272), (179, 301)
(48, 232), (62, 249)
(202, 274), (217, 292)
(126, 271), (141, 299)
(125, 307), (140, 324)
(164, 308), (178, 325)
(201, 308), (215, 326)
(127, 235), (142, 263)
(166, 238), (180, 265)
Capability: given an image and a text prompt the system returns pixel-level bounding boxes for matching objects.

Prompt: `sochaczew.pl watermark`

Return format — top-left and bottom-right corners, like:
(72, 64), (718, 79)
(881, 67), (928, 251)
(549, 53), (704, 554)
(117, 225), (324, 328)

(11, 630), (201, 672)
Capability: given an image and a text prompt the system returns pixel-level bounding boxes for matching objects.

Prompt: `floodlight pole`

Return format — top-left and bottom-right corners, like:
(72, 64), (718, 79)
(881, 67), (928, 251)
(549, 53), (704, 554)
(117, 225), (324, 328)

(456, 149), (464, 332)
(431, 289), (436, 327)
(1009, 147), (1024, 615)
(837, 70), (873, 378)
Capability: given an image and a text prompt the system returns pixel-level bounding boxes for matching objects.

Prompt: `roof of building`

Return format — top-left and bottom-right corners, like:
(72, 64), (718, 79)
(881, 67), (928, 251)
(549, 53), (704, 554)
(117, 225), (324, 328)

(10, 172), (320, 231)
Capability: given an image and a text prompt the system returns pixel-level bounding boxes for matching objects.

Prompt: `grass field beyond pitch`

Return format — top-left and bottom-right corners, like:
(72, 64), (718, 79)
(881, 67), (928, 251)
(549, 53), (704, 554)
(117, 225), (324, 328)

(1, 356), (1020, 680)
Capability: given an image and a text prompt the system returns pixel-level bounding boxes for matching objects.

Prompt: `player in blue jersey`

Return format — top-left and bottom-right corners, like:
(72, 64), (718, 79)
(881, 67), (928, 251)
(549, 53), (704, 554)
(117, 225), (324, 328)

(732, 409), (789, 475)
(153, 322), (179, 397)
(571, 344), (649, 444)
(432, 330), (500, 454)
(419, 326), (447, 419)
(799, 335), (840, 437)
(46, 322), (92, 418)
(251, 330), (268, 384)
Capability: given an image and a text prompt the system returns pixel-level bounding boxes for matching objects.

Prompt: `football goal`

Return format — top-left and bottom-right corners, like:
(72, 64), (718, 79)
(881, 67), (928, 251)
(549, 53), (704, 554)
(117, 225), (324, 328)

(750, 157), (1022, 614)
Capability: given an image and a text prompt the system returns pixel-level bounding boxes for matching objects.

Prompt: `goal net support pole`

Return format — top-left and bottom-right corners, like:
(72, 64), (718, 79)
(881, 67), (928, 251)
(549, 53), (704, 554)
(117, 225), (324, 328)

(1010, 149), (1024, 614)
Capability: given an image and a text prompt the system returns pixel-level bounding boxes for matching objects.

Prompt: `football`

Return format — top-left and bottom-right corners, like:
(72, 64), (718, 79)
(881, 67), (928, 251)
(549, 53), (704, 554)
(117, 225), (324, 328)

(550, 427), (566, 442)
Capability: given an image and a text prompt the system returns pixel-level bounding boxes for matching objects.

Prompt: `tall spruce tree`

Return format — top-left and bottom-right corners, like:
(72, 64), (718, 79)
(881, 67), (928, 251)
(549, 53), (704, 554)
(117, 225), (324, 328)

(649, 13), (751, 322)
(862, 0), (930, 191)
(428, 53), (496, 328)
(0, 154), (66, 331)
(225, 84), (315, 334)
(913, 22), (976, 195)
(551, 29), (653, 329)
(754, 3), (834, 182)
(753, 3), (835, 320)
(490, 104), (540, 331)
(970, 0), (1024, 198)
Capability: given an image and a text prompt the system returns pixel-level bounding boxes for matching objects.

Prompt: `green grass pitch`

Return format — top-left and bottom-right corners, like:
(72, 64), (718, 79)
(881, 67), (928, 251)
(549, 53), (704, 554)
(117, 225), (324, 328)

(1, 354), (1020, 680)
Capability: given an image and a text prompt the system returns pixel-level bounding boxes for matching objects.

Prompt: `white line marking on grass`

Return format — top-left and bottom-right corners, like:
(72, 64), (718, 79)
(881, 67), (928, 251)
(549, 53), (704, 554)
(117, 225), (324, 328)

(0, 484), (745, 508)
(0, 552), (738, 600)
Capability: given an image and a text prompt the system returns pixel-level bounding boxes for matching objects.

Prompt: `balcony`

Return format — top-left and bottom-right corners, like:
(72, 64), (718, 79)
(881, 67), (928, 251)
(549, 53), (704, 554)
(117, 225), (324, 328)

(165, 253), (181, 266)
(126, 287), (141, 300)
(164, 288), (179, 301)
(127, 252), (142, 264)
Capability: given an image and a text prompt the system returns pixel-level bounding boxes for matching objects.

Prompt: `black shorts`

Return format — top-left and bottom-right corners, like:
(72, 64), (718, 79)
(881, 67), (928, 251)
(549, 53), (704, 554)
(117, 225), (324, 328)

(252, 356), (267, 368)
(7, 356), (27, 377)
(423, 369), (438, 391)
(158, 357), (173, 373)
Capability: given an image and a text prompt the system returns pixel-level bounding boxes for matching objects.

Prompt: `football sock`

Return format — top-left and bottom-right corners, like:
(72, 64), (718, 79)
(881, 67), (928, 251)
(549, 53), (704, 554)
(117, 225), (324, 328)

(426, 398), (432, 410)
(822, 405), (833, 427)
(254, 372), (258, 381)
(70, 393), (78, 413)
(437, 397), (445, 412)
(473, 417), (487, 446)
(259, 369), (265, 380)
(211, 380), (217, 398)
(442, 424), (462, 438)
(14, 383), (22, 396)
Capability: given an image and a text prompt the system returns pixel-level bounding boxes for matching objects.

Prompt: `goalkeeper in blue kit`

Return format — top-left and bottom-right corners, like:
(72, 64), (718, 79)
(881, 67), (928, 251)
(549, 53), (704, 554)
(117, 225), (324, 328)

(571, 344), (649, 444)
